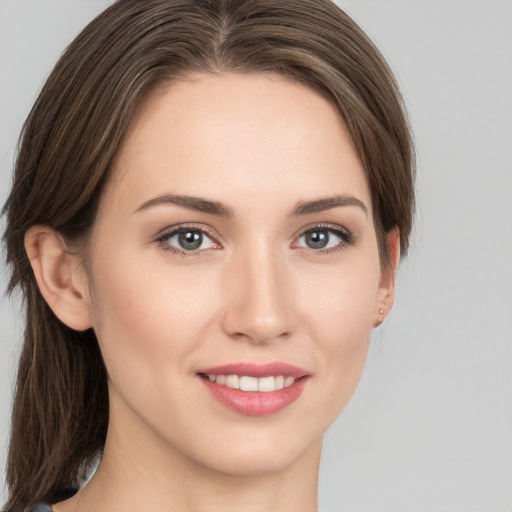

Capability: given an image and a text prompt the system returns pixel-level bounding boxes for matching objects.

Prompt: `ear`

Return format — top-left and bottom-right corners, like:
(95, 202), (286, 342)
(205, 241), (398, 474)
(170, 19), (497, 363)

(374, 227), (400, 328)
(25, 226), (93, 331)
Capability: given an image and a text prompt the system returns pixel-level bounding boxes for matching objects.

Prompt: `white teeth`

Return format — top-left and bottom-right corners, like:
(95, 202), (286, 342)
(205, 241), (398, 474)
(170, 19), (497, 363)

(225, 375), (240, 389)
(239, 376), (259, 391)
(258, 376), (275, 392)
(207, 374), (297, 392)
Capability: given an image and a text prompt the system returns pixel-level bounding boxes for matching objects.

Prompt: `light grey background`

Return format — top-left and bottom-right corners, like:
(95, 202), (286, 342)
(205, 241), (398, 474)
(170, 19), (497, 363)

(1, 1), (511, 510)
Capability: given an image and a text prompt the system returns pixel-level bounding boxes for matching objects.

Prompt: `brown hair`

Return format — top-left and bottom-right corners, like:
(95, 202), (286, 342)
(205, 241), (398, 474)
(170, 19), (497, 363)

(2, 0), (414, 509)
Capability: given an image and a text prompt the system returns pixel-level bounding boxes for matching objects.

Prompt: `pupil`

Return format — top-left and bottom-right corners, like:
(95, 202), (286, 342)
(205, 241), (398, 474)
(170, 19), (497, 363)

(306, 230), (329, 249)
(178, 230), (202, 250)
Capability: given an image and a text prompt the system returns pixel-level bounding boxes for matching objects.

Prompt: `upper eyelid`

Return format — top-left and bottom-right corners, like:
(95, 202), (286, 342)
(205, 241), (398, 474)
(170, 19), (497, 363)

(155, 221), (349, 235)
(155, 223), (220, 242)
(293, 222), (352, 239)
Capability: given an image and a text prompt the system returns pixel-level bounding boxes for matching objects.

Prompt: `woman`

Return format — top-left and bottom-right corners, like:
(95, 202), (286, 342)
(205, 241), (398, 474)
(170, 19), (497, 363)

(2, 0), (414, 511)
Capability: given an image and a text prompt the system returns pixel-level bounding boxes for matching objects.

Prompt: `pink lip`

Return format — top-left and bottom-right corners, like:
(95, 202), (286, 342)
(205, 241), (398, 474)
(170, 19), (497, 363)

(197, 362), (308, 379)
(197, 362), (310, 417)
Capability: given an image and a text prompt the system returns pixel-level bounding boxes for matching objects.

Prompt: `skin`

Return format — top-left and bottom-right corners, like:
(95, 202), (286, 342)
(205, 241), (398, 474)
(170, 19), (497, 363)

(26, 73), (398, 512)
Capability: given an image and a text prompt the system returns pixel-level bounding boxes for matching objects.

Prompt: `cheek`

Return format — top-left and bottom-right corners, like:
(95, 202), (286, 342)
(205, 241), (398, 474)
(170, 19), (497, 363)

(300, 254), (380, 339)
(88, 255), (220, 396)
(298, 258), (380, 411)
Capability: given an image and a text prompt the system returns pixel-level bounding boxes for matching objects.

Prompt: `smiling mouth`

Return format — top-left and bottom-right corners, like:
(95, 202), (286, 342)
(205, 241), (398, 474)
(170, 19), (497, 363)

(199, 373), (299, 392)
(197, 363), (310, 416)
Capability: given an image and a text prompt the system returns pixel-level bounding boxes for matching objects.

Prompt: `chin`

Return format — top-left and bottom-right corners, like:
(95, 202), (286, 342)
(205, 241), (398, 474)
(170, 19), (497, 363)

(196, 435), (323, 477)
(165, 415), (326, 478)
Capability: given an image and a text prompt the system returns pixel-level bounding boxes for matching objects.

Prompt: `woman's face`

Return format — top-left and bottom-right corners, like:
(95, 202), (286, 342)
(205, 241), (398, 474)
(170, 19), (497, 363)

(82, 73), (393, 476)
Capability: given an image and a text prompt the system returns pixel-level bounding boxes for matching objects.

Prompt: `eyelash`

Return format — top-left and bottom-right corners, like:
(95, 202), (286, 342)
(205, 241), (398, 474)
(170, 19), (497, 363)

(293, 223), (356, 254)
(155, 224), (219, 256)
(155, 223), (355, 256)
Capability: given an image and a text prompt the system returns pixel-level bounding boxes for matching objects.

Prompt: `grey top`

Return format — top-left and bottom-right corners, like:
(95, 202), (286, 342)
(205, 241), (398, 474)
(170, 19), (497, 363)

(24, 488), (77, 512)
(27, 504), (52, 512)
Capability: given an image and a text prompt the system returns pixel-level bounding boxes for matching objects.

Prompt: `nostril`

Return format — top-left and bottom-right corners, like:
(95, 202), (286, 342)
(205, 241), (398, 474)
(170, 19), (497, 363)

(229, 328), (291, 345)
(220, 280), (295, 344)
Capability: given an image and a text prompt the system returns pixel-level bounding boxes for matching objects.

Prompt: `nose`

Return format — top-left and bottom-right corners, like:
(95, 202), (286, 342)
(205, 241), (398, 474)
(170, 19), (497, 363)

(221, 244), (295, 345)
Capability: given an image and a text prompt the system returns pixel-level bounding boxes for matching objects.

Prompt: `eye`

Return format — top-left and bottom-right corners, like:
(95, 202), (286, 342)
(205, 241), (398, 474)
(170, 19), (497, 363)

(157, 227), (216, 253)
(295, 226), (353, 251)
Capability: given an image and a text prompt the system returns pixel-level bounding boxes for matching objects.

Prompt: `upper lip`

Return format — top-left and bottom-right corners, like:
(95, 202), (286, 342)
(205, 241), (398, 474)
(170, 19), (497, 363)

(197, 362), (309, 379)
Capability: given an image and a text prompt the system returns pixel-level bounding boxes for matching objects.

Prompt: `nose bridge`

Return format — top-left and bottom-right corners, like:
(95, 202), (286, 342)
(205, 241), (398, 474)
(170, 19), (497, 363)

(221, 239), (293, 343)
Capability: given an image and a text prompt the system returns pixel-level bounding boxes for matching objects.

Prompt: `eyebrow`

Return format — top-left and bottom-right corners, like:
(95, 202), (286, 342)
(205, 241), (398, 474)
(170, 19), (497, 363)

(134, 194), (234, 217)
(134, 193), (367, 218)
(292, 195), (368, 217)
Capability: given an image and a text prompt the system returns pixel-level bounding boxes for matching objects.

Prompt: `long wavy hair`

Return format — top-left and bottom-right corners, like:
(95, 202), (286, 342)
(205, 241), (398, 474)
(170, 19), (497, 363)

(2, 0), (415, 510)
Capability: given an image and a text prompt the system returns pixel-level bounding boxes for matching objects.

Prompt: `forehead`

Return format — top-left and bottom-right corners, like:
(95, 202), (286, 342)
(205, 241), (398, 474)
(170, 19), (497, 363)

(104, 72), (370, 215)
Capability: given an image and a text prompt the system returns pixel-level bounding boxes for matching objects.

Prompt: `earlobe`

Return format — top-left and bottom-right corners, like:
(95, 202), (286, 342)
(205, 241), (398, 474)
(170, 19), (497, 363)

(374, 227), (400, 327)
(24, 226), (93, 331)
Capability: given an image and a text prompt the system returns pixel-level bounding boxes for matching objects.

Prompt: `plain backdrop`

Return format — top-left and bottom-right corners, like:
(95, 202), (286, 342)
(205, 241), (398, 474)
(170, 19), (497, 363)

(1, 1), (511, 511)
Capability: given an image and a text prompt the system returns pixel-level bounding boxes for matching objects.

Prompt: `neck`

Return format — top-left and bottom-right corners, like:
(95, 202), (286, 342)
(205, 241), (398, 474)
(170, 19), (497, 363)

(55, 396), (322, 512)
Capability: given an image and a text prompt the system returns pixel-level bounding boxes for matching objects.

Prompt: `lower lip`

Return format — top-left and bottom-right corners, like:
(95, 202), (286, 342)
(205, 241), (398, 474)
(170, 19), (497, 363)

(200, 377), (308, 416)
